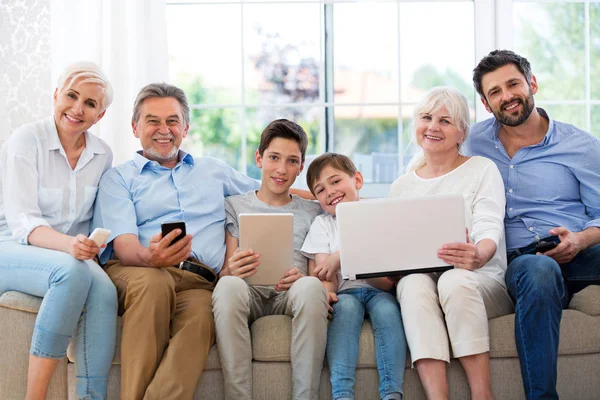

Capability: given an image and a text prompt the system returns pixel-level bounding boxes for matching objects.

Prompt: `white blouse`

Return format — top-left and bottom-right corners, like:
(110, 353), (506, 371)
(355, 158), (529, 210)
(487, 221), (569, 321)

(0, 117), (112, 244)
(389, 156), (508, 287)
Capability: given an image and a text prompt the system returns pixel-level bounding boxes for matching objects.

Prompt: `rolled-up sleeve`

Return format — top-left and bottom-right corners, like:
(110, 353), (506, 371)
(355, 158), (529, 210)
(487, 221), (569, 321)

(92, 168), (140, 264)
(1, 133), (51, 244)
(578, 140), (600, 231)
(224, 163), (261, 196)
(471, 162), (506, 246)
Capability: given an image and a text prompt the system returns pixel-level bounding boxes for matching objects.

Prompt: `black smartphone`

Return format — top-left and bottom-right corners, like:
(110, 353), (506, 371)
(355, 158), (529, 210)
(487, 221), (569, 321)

(161, 221), (186, 245)
(535, 240), (558, 253)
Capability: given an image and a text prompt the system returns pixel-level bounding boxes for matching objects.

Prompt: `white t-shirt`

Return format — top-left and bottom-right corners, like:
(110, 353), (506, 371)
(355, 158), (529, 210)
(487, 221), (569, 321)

(389, 156), (507, 286)
(301, 213), (372, 292)
(0, 117), (112, 244)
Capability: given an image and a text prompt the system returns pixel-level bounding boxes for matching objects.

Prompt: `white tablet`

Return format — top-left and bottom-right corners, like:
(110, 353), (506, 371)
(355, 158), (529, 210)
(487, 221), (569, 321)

(239, 213), (294, 286)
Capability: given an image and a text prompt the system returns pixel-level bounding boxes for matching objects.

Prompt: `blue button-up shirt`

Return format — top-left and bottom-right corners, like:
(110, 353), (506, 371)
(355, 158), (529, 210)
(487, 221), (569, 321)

(464, 108), (600, 251)
(92, 150), (259, 272)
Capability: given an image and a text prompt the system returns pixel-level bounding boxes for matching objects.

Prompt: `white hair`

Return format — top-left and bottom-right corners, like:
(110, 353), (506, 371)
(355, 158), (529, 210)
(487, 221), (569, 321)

(405, 86), (470, 172)
(56, 62), (114, 111)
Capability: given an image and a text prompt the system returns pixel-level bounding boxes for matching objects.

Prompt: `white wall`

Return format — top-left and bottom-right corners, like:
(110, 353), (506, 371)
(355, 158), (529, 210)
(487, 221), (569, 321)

(0, 0), (52, 148)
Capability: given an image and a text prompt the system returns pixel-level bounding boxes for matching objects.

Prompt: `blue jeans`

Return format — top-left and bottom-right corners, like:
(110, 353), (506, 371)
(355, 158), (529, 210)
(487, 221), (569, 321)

(0, 241), (118, 400)
(506, 243), (600, 400)
(327, 287), (407, 400)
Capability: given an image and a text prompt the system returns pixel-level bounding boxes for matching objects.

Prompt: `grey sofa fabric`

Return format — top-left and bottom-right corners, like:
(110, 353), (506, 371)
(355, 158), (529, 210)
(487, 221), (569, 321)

(2, 287), (600, 400)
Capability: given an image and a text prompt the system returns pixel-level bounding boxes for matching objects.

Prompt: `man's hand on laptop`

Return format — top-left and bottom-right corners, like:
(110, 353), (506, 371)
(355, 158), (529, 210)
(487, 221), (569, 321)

(275, 267), (305, 292)
(314, 251), (341, 281)
(228, 249), (260, 279)
(145, 230), (192, 268)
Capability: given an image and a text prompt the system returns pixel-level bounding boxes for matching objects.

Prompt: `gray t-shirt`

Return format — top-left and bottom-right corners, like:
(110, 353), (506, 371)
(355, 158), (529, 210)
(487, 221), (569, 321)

(225, 191), (322, 277)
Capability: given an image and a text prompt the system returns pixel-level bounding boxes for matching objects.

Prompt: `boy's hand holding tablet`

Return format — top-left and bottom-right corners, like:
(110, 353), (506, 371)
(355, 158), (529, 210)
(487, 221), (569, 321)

(227, 248), (260, 279)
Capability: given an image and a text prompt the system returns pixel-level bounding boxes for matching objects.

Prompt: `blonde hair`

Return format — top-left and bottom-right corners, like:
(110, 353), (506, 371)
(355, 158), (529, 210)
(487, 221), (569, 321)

(406, 86), (470, 172)
(57, 62), (114, 111)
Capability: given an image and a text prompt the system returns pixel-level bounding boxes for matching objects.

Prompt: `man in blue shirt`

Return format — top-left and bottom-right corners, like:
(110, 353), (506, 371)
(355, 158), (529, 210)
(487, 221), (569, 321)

(91, 83), (258, 400)
(466, 50), (600, 400)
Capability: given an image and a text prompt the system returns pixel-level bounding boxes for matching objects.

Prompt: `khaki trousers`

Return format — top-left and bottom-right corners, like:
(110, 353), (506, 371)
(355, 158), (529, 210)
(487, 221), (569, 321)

(212, 275), (328, 400)
(106, 261), (216, 400)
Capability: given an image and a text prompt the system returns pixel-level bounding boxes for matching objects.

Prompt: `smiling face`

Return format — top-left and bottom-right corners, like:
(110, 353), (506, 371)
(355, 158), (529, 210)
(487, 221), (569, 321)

(311, 165), (363, 216)
(256, 137), (303, 196)
(480, 64), (537, 127)
(53, 80), (106, 138)
(415, 105), (465, 156)
(132, 96), (189, 167)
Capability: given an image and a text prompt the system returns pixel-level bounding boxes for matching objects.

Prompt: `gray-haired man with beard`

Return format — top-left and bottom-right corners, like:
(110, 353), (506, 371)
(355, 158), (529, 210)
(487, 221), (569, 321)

(91, 83), (258, 400)
(465, 50), (600, 400)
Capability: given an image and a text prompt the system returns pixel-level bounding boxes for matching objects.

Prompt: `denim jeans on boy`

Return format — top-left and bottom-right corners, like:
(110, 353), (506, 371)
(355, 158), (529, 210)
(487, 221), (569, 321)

(0, 241), (118, 400)
(327, 286), (406, 400)
(506, 241), (600, 400)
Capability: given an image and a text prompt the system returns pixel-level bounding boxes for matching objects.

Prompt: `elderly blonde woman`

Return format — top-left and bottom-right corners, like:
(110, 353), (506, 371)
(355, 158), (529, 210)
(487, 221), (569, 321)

(0, 63), (117, 400)
(390, 87), (513, 400)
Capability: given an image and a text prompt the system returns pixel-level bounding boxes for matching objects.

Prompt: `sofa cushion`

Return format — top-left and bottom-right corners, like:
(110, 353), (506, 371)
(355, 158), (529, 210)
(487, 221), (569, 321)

(251, 315), (380, 367)
(569, 285), (600, 316)
(4, 290), (600, 370)
(0, 291), (42, 313)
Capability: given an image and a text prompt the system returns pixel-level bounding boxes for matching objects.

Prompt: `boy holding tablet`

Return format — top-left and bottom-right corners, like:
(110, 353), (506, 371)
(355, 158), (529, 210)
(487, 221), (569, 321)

(301, 153), (407, 400)
(212, 119), (328, 400)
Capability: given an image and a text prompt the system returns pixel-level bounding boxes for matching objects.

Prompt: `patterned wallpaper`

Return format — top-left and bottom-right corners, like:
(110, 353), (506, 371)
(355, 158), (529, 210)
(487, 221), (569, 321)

(0, 0), (51, 146)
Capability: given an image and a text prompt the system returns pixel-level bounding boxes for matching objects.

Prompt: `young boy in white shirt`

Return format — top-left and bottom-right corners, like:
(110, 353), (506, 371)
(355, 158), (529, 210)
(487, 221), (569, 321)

(301, 152), (407, 400)
(212, 119), (328, 400)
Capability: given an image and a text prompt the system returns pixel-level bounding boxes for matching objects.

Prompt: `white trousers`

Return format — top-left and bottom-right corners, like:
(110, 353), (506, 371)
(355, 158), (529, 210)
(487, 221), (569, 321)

(397, 268), (513, 365)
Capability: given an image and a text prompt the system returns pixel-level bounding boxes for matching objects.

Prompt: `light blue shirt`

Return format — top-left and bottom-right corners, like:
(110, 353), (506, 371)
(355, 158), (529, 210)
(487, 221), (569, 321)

(464, 108), (600, 251)
(92, 150), (259, 271)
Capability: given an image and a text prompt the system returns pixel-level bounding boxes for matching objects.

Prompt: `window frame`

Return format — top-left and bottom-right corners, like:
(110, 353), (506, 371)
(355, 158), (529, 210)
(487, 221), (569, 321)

(172, 0), (598, 192)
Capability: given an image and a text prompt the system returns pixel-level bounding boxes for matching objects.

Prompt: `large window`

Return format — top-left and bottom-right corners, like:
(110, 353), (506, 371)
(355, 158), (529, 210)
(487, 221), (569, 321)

(513, 0), (600, 138)
(169, 1), (600, 194)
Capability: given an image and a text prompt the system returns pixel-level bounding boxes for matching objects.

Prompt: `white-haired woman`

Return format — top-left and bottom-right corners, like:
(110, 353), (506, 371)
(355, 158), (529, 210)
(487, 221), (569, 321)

(0, 63), (117, 400)
(390, 87), (513, 400)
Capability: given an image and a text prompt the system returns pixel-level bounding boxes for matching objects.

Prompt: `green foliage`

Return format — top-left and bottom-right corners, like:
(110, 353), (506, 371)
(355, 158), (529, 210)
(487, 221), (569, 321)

(412, 65), (473, 99)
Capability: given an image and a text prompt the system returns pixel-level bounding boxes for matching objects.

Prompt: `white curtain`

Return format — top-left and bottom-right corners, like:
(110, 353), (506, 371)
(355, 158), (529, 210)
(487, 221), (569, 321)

(50, 0), (168, 165)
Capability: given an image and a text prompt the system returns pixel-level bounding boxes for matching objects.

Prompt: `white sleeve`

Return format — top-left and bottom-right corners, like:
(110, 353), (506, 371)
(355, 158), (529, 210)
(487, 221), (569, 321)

(300, 216), (331, 259)
(1, 131), (50, 244)
(471, 162), (506, 246)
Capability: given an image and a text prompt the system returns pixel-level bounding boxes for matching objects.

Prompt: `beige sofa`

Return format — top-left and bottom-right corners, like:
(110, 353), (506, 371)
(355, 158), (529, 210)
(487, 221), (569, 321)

(2, 286), (600, 400)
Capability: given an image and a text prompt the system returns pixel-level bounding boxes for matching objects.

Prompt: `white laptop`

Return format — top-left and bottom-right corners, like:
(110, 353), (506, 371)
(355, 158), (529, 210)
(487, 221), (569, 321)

(336, 194), (465, 280)
(239, 213), (294, 286)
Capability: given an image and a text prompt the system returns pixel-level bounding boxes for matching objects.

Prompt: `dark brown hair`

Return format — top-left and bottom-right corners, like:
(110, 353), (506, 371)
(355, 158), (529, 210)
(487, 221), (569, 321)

(306, 152), (358, 195)
(258, 119), (308, 162)
(473, 50), (533, 99)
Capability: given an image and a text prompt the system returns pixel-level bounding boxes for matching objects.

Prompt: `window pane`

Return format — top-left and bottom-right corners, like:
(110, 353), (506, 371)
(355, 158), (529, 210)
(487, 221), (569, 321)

(333, 2), (398, 104)
(514, 2), (585, 101)
(334, 106), (399, 184)
(245, 107), (323, 182)
(590, 3), (600, 100)
(182, 108), (244, 170)
(539, 104), (585, 131)
(400, 2), (475, 104)
(589, 106), (600, 139)
(244, 4), (321, 106)
(167, 4), (242, 104)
